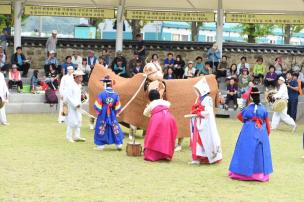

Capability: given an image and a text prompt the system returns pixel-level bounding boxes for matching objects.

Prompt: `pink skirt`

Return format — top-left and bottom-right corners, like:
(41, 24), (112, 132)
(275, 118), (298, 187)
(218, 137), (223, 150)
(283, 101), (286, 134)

(144, 149), (172, 162)
(228, 171), (269, 182)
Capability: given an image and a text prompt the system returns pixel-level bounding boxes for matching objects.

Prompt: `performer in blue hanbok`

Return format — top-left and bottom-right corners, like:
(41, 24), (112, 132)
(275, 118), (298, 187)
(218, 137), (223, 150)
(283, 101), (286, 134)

(228, 86), (273, 182)
(94, 75), (124, 150)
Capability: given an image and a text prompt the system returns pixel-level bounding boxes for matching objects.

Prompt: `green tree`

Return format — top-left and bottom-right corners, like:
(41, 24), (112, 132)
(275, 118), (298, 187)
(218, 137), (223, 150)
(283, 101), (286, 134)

(238, 24), (274, 43)
(282, 24), (304, 44)
(190, 21), (203, 42)
(126, 19), (150, 40)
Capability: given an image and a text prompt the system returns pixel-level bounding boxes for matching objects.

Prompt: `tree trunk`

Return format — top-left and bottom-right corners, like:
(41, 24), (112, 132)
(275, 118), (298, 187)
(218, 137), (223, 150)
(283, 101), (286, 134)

(127, 19), (141, 40)
(247, 24), (256, 43)
(191, 22), (203, 42)
(284, 24), (291, 44)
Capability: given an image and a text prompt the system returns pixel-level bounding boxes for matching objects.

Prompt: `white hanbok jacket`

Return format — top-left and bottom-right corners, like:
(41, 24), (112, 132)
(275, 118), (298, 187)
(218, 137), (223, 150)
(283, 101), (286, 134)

(65, 80), (82, 128)
(0, 72), (9, 123)
(59, 74), (73, 99)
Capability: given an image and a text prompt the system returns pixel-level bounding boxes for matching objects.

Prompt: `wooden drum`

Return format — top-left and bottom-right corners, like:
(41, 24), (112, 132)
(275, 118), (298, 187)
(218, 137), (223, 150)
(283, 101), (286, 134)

(126, 142), (142, 157)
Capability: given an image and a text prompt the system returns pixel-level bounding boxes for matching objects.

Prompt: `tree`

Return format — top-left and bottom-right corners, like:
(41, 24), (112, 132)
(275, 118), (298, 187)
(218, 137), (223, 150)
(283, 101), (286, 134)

(126, 19), (150, 40)
(238, 24), (274, 43)
(190, 21), (203, 42)
(283, 24), (304, 44)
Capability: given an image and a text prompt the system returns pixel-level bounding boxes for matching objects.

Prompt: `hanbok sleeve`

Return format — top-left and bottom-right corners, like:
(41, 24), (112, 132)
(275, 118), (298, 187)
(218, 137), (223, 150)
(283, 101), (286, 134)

(200, 97), (212, 117)
(94, 94), (103, 114)
(114, 95), (122, 114)
(66, 87), (81, 109)
(264, 110), (271, 136)
(143, 104), (151, 117)
(237, 111), (244, 123)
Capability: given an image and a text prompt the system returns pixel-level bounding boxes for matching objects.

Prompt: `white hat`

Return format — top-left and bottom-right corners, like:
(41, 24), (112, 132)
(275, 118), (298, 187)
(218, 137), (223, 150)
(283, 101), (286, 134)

(73, 69), (85, 76)
(49, 50), (55, 54)
(278, 76), (285, 82)
(67, 66), (74, 70)
(188, 60), (194, 64)
(194, 77), (210, 96)
(52, 30), (57, 34)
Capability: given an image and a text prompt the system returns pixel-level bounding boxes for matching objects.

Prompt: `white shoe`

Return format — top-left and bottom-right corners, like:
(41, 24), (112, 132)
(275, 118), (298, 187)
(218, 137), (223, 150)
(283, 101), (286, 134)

(174, 145), (182, 152)
(74, 137), (86, 142)
(89, 124), (95, 130)
(188, 160), (200, 165)
(116, 144), (123, 151)
(94, 145), (104, 151)
(67, 138), (75, 143)
(128, 134), (133, 140)
(292, 125), (297, 133)
(2, 122), (9, 125)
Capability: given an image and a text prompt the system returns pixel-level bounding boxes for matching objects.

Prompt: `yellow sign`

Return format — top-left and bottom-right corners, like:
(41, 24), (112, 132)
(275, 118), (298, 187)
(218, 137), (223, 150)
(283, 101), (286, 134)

(24, 6), (115, 18)
(0, 4), (11, 14)
(126, 10), (215, 22)
(226, 13), (304, 25)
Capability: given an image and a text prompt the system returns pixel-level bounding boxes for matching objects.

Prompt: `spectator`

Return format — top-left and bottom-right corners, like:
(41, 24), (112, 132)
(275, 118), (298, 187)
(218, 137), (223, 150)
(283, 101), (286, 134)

(194, 56), (204, 74)
(151, 53), (160, 65)
(87, 50), (97, 70)
(8, 64), (23, 92)
(0, 47), (8, 75)
(207, 43), (221, 71)
(44, 50), (59, 76)
(197, 62), (211, 76)
(136, 33), (145, 61)
(46, 30), (58, 55)
(79, 58), (91, 83)
(287, 72), (299, 121)
(264, 65), (278, 90)
(274, 57), (287, 77)
(11, 46), (30, 77)
(111, 51), (127, 69)
(132, 59), (144, 76)
(227, 63), (238, 79)
(253, 57), (266, 85)
(113, 59), (127, 77)
(30, 70), (47, 93)
(238, 68), (251, 96)
(237, 56), (250, 75)
(0, 30), (8, 53)
(71, 51), (82, 68)
(173, 55), (185, 79)
(101, 49), (111, 67)
(216, 55), (228, 79)
(183, 61), (196, 79)
(225, 78), (238, 110)
(127, 51), (140, 75)
(46, 64), (59, 90)
(164, 52), (175, 71)
(164, 67), (176, 80)
(61, 56), (76, 75)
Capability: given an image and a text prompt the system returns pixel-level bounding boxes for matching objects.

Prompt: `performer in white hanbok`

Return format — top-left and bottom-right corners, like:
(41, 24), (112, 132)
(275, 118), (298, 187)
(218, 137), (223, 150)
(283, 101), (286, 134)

(0, 71), (9, 125)
(189, 78), (222, 164)
(271, 76), (296, 132)
(58, 66), (74, 123)
(65, 69), (86, 143)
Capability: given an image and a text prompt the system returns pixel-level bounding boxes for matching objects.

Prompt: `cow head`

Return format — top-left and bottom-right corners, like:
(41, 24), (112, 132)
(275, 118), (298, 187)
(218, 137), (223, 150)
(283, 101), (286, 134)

(143, 62), (164, 81)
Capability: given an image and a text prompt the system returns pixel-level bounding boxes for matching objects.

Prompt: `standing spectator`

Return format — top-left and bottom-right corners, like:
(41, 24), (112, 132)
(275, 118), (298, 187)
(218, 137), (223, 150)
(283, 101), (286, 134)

(207, 43), (221, 71)
(216, 55), (228, 79)
(225, 78), (238, 110)
(164, 53), (175, 72)
(264, 65), (278, 90)
(227, 63), (238, 79)
(197, 62), (212, 76)
(194, 56), (204, 75)
(87, 50), (97, 70)
(136, 33), (145, 61)
(127, 51), (139, 75)
(253, 57), (266, 85)
(44, 50), (59, 76)
(71, 51), (82, 68)
(274, 57), (287, 77)
(61, 56), (76, 75)
(164, 67), (176, 80)
(173, 55), (185, 79)
(111, 51), (127, 69)
(183, 61), (196, 79)
(101, 49), (111, 67)
(287, 72), (299, 121)
(0, 47), (8, 75)
(46, 30), (58, 55)
(8, 64), (23, 92)
(238, 68), (251, 96)
(11, 46), (30, 77)
(237, 56), (250, 75)
(0, 30), (8, 53)
(132, 60), (144, 76)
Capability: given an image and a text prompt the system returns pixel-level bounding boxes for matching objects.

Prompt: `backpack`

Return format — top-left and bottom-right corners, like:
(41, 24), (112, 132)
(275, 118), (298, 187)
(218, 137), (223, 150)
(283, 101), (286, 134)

(45, 89), (58, 104)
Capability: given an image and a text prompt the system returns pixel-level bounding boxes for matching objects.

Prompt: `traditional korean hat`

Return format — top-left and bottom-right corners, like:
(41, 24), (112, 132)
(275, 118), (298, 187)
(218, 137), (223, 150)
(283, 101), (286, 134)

(193, 77), (210, 96)
(67, 66), (74, 70)
(278, 76), (285, 82)
(101, 75), (116, 86)
(73, 68), (85, 76)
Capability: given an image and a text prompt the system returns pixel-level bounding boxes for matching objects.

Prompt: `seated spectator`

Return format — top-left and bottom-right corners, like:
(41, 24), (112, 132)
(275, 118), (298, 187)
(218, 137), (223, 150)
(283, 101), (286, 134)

(194, 56), (204, 74)
(274, 56), (287, 77)
(197, 62), (211, 76)
(111, 51), (127, 69)
(225, 77), (238, 110)
(253, 57), (266, 85)
(113, 59), (127, 77)
(30, 70), (48, 93)
(101, 49), (111, 67)
(71, 51), (82, 68)
(238, 68), (251, 96)
(164, 52), (175, 72)
(183, 61), (196, 79)
(164, 67), (176, 80)
(46, 64), (59, 90)
(61, 56), (76, 75)
(264, 65), (278, 90)
(132, 59), (144, 76)
(44, 50), (59, 76)
(127, 51), (140, 75)
(0, 47), (8, 76)
(87, 50), (97, 70)
(227, 63), (238, 79)
(11, 46), (30, 77)
(173, 55), (185, 79)
(8, 64), (23, 92)
(151, 53), (160, 65)
(216, 55), (228, 79)
(237, 56), (250, 75)
(79, 58), (91, 83)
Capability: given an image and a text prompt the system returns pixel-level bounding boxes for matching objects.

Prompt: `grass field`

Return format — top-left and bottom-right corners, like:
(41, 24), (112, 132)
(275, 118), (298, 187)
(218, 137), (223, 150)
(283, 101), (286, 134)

(0, 114), (304, 202)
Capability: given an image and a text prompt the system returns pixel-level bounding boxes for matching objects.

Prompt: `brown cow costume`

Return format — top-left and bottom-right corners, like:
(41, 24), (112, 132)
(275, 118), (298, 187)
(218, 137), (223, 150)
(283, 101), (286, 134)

(88, 64), (219, 138)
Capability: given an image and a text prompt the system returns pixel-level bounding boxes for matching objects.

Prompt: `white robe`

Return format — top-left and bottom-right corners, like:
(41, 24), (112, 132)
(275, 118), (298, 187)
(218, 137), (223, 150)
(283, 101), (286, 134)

(65, 81), (82, 128)
(58, 74), (73, 122)
(191, 96), (223, 163)
(0, 72), (9, 124)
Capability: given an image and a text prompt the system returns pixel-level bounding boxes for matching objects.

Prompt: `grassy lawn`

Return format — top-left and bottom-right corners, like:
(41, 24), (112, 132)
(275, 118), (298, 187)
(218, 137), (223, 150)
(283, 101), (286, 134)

(0, 114), (303, 202)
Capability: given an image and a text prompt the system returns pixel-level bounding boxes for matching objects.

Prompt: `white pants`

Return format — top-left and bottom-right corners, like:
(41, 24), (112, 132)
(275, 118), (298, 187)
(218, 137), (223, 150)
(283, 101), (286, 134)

(66, 126), (80, 140)
(271, 107), (296, 129)
(0, 107), (7, 124)
(58, 99), (65, 122)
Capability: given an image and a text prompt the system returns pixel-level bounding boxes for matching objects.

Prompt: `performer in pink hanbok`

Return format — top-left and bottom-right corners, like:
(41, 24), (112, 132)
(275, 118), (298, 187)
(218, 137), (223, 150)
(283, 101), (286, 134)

(143, 90), (178, 161)
(189, 78), (223, 164)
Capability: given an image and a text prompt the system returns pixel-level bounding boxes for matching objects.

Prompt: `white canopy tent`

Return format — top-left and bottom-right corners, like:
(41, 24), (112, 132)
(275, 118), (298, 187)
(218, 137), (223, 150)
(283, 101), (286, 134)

(4, 0), (304, 51)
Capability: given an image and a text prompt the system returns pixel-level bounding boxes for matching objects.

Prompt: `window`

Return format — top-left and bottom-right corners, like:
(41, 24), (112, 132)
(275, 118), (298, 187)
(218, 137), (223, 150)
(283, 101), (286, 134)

(172, 34), (180, 41)
(206, 36), (214, 42)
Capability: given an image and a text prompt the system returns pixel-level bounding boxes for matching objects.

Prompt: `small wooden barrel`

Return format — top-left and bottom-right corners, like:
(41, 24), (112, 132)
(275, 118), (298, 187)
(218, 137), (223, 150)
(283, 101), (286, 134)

(126, 142), (142, 156)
